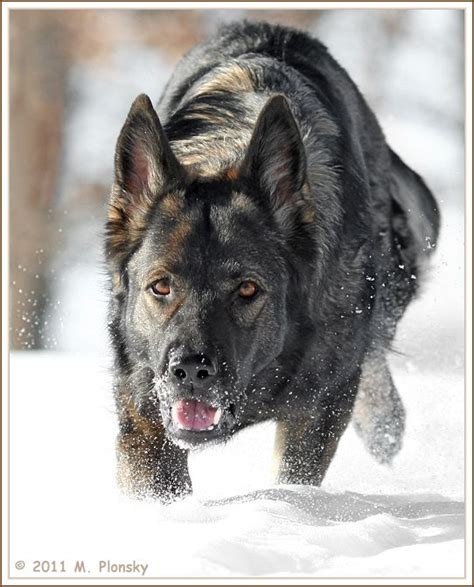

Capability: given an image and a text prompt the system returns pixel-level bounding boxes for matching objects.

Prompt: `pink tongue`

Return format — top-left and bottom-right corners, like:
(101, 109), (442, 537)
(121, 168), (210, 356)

(174, 399), (217, 431)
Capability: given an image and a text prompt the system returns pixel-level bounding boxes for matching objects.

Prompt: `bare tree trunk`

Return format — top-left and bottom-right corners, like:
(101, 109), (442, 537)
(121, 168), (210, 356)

(9, 11), (66, 349)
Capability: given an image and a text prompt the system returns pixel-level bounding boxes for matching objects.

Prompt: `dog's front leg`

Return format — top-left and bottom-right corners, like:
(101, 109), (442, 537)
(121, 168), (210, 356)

(116, 426), (191, 502)
(274, 378), (359, 486)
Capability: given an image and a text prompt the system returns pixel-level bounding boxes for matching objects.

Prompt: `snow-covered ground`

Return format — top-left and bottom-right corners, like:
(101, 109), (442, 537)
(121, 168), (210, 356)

(8, 202), (465, 581)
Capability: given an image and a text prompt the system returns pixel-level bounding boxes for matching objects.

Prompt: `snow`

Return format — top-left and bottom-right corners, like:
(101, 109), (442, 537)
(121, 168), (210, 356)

(8, 204), (465, 580)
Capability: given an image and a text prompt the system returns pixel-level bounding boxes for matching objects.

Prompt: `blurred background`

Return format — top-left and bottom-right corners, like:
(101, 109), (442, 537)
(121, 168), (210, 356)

(9, 8), (465, 359)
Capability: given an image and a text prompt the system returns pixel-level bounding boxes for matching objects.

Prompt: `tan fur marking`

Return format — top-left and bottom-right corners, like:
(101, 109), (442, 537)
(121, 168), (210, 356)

(160, 193), (184, 217)
(225, 167), (239, 181)
(129, 399), (164, 439)
(180, 152), (209, 168)
(170, 64), (256, 177)
(112, 271), (122, 291)
(116, 397), (166, 496)
(167, 217), (192, 256)
(116, 431), (162, 497)
(142, 216), (193, 325)
(272, 421), (290, 480)
(143, 283), (185, 326)
(107, 186), (155, 265)
(301, 206), (316, 224)
(173, 131), (252, 177)
(232, 193), (255, 211)
(190, 62), (254, 98)
(272, 420), (312, 476)
(107, 202), (124, 223)
(272, 419), (318, 481)
(116, 434), (153, 496)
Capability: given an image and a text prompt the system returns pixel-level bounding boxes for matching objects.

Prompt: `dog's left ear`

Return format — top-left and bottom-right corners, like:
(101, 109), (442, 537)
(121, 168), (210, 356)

(241, 95), (311, 223)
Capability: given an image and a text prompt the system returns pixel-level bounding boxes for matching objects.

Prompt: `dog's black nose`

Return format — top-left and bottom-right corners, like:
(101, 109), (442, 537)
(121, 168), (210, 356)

(169, 354), (217, 386)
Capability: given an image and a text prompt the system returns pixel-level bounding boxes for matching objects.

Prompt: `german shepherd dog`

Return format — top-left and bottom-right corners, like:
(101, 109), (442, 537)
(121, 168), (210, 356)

(105, 21), (439, 500)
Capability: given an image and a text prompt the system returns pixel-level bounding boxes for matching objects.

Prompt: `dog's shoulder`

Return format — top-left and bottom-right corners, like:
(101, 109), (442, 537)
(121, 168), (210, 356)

(157, 21), (329, 118)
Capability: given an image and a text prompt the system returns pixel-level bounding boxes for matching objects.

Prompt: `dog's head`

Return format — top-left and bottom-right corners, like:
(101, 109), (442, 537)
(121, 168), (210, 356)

(106, 94), (316, 448)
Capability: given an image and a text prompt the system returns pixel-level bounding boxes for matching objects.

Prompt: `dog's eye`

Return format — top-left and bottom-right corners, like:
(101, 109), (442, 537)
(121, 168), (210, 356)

(239, 280), (258, 299)
(150, 278), (171, 297)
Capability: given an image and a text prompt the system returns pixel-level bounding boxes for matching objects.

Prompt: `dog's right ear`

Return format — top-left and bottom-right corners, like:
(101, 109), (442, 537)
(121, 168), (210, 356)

(113, 94), (182, 197)
(106, 95), (184, 273)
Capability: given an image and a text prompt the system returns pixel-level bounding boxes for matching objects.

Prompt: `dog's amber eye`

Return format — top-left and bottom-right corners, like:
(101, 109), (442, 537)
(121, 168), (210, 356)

(239, 280), (258, 299)
(151, 278), (171, 296)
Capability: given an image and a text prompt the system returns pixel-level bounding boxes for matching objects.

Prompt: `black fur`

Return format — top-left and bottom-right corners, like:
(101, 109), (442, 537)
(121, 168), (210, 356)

(105, 21), (439, 500)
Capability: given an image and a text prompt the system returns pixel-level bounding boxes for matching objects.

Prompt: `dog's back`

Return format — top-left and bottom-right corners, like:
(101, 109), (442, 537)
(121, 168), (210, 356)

(160, 20), (439, 255)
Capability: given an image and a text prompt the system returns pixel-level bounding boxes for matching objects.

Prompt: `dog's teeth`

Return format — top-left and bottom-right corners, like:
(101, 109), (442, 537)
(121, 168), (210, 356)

(213, 408), (222, 425)
(172, 404), (184, 428)
(207, 425), (214, 431)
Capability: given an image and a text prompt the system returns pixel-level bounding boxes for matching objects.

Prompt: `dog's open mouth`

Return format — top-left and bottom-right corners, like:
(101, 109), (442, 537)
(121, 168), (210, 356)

(163, 397), (238, 448)
(171, 399), (223, 432)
